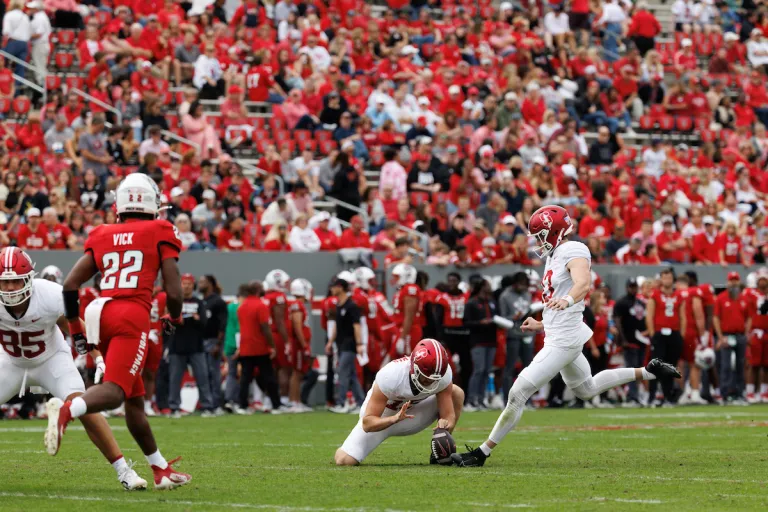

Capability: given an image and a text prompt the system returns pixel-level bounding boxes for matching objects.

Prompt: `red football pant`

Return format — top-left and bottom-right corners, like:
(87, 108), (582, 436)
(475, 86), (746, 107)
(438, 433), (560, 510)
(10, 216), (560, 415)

(100, 301), (151, 399)
(749, 334), (768, 367)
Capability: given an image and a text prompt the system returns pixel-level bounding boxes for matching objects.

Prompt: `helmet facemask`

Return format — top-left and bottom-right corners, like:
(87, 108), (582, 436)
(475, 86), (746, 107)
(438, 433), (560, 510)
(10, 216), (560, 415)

(0, 273), (34, 306)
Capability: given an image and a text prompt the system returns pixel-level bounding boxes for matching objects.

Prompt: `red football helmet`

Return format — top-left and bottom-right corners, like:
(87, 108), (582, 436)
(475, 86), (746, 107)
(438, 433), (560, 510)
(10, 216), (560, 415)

(528, 205), (573, 258)
(0, 247), (36, 306)
(410, 338), (449, 394)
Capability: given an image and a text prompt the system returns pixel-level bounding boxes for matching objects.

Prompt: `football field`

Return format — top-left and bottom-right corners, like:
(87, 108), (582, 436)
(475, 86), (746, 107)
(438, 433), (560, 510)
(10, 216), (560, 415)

(1, 406), (768, 512)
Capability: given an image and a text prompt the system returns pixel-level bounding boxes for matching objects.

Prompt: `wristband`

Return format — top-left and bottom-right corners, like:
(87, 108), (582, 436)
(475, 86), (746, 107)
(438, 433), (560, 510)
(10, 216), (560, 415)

(563, 295), (575, 308)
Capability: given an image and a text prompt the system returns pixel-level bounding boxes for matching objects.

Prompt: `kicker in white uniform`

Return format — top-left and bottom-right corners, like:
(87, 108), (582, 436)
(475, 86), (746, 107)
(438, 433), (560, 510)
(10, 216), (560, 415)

(451, 205), (682, 467)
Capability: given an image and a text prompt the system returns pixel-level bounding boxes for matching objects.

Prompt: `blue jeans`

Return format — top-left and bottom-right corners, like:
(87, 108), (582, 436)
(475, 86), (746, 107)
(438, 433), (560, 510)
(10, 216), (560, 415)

(336, 350), (365, 406)
(169, 352), (214, 412)
(3, 39), (28, 81)
(623, 347), (645, 401)
(502, 335), (534, 400)
(603, 23), (622, 63)
(267, 92), (285, 104)
(582, 111), (619, 133)
(224, 354), (239, 404)
(469, 345), (496, 404)
(720, 335), (747, 399)
(352, 139), (369, 161)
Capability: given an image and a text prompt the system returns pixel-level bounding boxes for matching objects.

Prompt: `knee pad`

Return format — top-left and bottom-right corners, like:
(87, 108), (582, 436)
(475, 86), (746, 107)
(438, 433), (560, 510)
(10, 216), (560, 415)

(506, 376), (537, 410)
(571, 379), (596, 401)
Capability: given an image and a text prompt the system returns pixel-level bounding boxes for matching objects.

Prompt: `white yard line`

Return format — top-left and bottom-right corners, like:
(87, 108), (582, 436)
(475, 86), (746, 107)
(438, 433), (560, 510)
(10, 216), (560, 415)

(0, 426), (127, 433)
(0, 492), (414, 512)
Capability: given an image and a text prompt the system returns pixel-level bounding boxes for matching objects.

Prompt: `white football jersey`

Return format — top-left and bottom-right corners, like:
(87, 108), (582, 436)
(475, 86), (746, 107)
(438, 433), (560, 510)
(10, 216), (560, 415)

(541, 241), (593, 347)
(374, 357), (452, 410)
(0, 279), (68, 369)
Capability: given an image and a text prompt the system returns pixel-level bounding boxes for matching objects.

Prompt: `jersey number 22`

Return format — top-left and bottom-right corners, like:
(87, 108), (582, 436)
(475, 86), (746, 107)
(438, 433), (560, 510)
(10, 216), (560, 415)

(101, 250), (144, 290)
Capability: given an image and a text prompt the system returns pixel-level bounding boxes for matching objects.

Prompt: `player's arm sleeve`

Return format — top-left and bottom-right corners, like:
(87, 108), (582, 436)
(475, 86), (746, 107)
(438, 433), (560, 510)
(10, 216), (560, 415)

(158, 221), (182, 261)
(563, 243), (591, 267)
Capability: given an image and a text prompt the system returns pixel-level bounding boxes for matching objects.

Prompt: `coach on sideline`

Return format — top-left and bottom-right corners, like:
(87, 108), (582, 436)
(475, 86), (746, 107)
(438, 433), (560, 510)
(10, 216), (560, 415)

(328, 276), (365, 414)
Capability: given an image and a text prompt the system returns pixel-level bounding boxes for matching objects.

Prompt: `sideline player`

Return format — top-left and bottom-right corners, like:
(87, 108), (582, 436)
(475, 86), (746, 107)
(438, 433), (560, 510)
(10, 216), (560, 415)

(0, 247), (146, 490)
(452, 205), (681, 467)
(334, 338), (464, 466)
(264, 269), (292, 401)
(44, 173), (192, 490)
(288, 278), (313, 412)
(390, 263), (422, 356)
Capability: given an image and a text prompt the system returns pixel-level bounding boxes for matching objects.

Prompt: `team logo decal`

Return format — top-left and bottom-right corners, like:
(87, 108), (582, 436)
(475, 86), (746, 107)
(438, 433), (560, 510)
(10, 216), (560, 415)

(540, 211), (553, 229)
(413, 348), (429, 362)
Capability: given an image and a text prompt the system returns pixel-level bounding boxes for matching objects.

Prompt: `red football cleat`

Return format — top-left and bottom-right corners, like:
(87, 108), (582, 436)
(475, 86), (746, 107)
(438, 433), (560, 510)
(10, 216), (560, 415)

(44, 398), (72, 456)
(152, 456), (192, 490)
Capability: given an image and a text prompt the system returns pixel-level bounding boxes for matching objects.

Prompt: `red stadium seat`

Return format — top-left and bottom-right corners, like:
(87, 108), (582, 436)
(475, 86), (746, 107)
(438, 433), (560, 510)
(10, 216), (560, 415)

(250, 117), (266, 129)
(409, 191), (430, 205)
(0, 98), (10, 114)
(270, 117), (286, 132)
(277, 140), (295, 153)
(694, 117), (710, 132)
(297, 139), (317, 152)
(318, 140), (337, 155)
(658, 115), (675, 131)
(639, 115), (655, 130)
(65, 76), (84, 90)
(54, 53), (73, 69)
(700, 129), (716, 143)
(274, 130), (291, 143)
(293, 130), (311, 141)
(252, 129), (270, 141)
(649, 104), (665, 118)
(45, 75), (62, 90)
(314, 130), (332, 142)
(56, 30), (75, 46)
(255, 139), (273, 153)
(676, 116), (693, 131)
(697, 41), (713, 56)
(12, 96), (30, 116)
(95, 11), (112, 25)
(369, 147), (384, 167)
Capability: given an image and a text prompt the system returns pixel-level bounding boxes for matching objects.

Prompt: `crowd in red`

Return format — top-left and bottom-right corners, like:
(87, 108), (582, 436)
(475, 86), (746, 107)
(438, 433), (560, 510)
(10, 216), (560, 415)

(0, 0), (765, 267)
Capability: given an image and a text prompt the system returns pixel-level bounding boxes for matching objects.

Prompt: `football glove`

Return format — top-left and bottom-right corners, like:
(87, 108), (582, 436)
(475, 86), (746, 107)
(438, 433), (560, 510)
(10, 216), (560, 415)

(94, 356), (106, 384)
(161, 315), (183, 335)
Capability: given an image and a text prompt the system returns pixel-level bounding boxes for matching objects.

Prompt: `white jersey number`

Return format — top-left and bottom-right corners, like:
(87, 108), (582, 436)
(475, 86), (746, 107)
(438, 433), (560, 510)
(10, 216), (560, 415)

(0, 329), (46, 358)
(664, 298), (675, 318)
(101, 250), (144, 290)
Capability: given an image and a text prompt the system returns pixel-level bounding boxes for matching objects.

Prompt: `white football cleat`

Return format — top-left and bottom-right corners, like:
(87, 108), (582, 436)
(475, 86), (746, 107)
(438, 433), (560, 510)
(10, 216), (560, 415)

(328, 405), (348, 414)
(144, 402), (157, 417)
(118, 461), (148, 491)
(234, 406), (252, 415)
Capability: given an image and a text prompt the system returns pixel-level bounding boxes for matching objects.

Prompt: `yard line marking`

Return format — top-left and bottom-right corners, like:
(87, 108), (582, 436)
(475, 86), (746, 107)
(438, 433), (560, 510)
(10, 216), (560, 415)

(0, 449), (46, 454)
(0, 492), (415, 512)
(461, 502), (534, 508)
(592, 497), (663, 504)
(0, 426), (127, 433)
(589, 411), (768, 420)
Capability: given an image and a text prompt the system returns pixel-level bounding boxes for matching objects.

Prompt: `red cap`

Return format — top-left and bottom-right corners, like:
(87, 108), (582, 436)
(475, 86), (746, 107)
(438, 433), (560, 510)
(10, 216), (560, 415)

(228, 85), (243, 95)
(468, 86), (479, 95)
(351, 214), (364, 228)
(417, 115), (427, 125)
(181, 273), (196, 283)
(727, 271), (741, 281)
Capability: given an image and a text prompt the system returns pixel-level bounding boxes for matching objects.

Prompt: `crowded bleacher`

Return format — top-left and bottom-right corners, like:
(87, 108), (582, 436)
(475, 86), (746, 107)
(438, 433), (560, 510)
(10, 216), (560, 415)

(0, 0), (765, 267)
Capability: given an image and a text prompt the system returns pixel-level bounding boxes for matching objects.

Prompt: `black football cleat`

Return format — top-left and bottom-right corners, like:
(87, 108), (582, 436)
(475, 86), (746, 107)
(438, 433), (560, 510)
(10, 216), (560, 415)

(646, 358), (682, 379)
(450, 445), (487, 467)
(430, 452), (438, 465)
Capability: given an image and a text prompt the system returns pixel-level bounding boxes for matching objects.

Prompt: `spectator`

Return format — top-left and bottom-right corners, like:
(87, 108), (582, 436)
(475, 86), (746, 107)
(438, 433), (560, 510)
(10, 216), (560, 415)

(182, 101), (222, 158)
(0, 56), (14, 99)
(313, 211), (339, 251)
(628, 1), (662, 56)
(464, 279), (498, 410)
(263, 222), (291, 251)
(595, 0), (627, 63)
(289, 214), (321, 253)
(173, 29), (200, 87)
(475, 193), (507, 234)
(339, 215), (371, 249)
(217, 217), (245, 251)
(329, 155), (362, 223)
(498, 272), (535, 400)
(236, 281), (285, 413)
(42, 206), (74, 249)
(587, 127), (620, 165)
(78, 115), (111, 185)
(18, 179), (49, 213)
(222, 285), (244, 409)
(43, 114), (73, 154)
(714, 273), (750, 405)
(286, 181), (314, 216)
(16, 207), (48, 249)
(138, 126), (170, 163)
(261, 196), (299, 227)
(327, 276), (365, 414)
(194, 44), (225, 100)
(2, 0), (30, 81)
(27, 0), (51, 87)
(656, 216), (686, 263)
(298, 33), (331, 72)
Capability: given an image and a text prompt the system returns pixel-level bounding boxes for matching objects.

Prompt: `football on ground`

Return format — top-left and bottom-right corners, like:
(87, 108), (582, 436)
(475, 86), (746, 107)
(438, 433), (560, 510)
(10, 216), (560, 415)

(1, 407), (767, 511)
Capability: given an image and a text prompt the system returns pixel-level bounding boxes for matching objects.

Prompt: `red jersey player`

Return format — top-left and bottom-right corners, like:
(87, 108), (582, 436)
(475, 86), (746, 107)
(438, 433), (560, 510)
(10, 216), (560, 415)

(390, 263), (423, 356)
(144, 287), (166, 415)
(245, 55), (277, 102)
(748, 272), (768, 402)
(645, 267), (686, 406)
(676, 275), (707, 404)
(48, 174), (191, 490)
(288, 278), (313, 412)
(353, 267), (394, 374)
(264, 269), (292, 398)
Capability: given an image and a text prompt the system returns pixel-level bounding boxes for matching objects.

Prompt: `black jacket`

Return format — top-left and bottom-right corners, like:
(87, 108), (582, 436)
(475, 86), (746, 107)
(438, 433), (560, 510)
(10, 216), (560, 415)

(463, 296), (498, 346)
(169, 296), (207, 355)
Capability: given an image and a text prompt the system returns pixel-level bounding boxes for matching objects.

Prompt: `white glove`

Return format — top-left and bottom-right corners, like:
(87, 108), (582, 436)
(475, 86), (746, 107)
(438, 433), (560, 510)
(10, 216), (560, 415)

(94, 356), (106, 384)
(74, 354), (87, 371)
(699, 332), (710, 348)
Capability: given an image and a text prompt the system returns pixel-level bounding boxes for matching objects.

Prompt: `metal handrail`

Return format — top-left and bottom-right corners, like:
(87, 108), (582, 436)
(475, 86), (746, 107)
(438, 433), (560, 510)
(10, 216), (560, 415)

(0, 49), (47, 105)
(212, 157), (285, 196)
(322, 196), (369, 226)
(160, 129), (201, 152)
(71, 88), (122, 124)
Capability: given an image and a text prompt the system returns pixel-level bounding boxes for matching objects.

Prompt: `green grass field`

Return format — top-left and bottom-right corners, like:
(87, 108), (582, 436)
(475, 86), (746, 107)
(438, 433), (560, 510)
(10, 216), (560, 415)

(2, 406), (768, 512)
